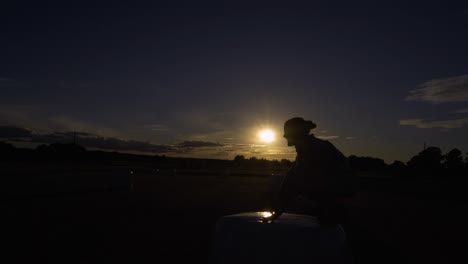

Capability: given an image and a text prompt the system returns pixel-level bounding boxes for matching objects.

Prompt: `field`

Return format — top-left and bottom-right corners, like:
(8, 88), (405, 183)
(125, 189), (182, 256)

(2, 161), (468, 263)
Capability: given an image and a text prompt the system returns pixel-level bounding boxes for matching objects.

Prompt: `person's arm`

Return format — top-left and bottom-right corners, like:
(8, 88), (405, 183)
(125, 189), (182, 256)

(270, 195), (286, 221)
(268, 168), (296, 222)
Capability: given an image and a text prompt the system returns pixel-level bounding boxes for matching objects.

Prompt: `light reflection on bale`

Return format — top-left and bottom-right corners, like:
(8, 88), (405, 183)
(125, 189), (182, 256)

(210, 212), (352, 264)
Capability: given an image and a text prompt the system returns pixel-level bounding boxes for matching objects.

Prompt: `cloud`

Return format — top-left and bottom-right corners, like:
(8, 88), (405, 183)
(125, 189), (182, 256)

(0, 104), (37, 128)
(3, 126), (175, 153)
(399, 118), (468, 129)
(454, 108), (468, 113)
(55, 131), (97, 137)
(47, 116), (122, 137)
(169, 142), (230, 157)
(346, 137), (357, 140)
(74, 137), (175, 153)
(316, 135), (340, 140)
(405, 74), (468, 103)
(178, 140), (224, 148)
(0, 126), (33, 138)
(145, 124), (170, 132)
(0, 104), (122, 137)
(0, 77), (14, 81)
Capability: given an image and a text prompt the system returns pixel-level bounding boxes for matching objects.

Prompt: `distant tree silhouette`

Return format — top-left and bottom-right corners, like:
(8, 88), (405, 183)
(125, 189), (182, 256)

(407, 147), (443, 177)
(0, 141), (15, 160)
(35, 144), (48, 152)
(444, 148), (464, 169)
(245, 156), (257, 168)
(35, 143), (87, 160)
(443, 148), (464, 178)
(270, 159), (281, 168)
(389, 160), (407, 178)
(36, 143), (86, 153)
(280, 159), (293, 168)
(258, 158), (270, 169)
(0, 141), (15, 152)
(233, 155), (245, 166)
(348, 155), (387, 172)
(231, 155), (292, 171)
(389, 160), (405, 169)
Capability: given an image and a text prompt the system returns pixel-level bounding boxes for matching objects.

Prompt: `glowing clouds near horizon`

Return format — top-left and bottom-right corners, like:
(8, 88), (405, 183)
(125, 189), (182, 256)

(258, 129), (275, 143)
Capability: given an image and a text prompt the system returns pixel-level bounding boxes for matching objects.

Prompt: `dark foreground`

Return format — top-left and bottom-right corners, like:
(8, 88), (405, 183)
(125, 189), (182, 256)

(2, 163), (468, 264)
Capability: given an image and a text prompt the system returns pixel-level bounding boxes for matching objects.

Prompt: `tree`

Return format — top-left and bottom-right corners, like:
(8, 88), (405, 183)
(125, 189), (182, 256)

(443, 148), (463, 170)
(389, 160), (405, 171)
(233, 155), (245, 162)
(34, 143), (87, 160)
(0, 141), (15, 152)
(407, 147), (443, 177)
(280, 159), (293, 168)
(233, 155), (246, 167)
(0, 141), (15, 160)
(348, 155), (387, 172)
(387, 160), (408, 179)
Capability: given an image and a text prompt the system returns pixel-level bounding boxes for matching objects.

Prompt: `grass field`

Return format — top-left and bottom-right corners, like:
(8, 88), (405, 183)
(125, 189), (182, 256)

(2, 161), (467, 263)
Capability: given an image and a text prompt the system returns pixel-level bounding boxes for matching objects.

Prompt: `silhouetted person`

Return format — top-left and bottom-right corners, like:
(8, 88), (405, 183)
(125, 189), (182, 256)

(271, 117), (356, 227)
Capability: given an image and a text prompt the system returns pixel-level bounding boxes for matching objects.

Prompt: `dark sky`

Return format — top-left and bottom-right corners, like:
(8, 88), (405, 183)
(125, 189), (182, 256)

(1, 1), (468, 163)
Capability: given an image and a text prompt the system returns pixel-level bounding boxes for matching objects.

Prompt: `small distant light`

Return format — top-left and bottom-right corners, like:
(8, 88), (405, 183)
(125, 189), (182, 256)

(130, 171), (134, 175)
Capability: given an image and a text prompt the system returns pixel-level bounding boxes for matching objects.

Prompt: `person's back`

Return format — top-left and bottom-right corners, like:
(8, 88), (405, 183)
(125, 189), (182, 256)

(273, 117), (357, 226)
(290, 135), (355, 199)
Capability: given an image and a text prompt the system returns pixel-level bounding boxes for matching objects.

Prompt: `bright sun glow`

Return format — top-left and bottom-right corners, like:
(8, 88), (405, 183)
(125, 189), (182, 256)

(258, 129), (275, 143)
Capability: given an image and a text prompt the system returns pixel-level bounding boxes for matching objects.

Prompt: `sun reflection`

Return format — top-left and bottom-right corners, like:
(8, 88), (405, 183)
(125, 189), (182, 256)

(258, 212), (273, 218)
(257, 211), (275, 223)
(260, 211), (273, 218)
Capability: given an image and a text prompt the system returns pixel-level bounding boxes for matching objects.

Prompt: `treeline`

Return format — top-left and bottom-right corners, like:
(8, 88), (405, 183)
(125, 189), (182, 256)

(0, 142), (289, 172)
(0, 142), (230, 170)
(233, 146), (468, 180)
(1, 142), (467, 179)
(348, 146), (468, 179)
(233, 155), (293, 170)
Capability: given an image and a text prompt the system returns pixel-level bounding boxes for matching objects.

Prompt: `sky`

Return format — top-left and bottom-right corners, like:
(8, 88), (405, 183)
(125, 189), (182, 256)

(1, 1), (468, 163)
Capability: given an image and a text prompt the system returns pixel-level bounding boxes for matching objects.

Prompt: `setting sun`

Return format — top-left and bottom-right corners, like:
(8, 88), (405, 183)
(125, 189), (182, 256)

(258, 129), (275, 143)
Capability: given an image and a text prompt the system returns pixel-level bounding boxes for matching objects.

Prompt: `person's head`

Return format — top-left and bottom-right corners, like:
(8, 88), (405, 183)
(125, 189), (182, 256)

(283, 117), (317, 146)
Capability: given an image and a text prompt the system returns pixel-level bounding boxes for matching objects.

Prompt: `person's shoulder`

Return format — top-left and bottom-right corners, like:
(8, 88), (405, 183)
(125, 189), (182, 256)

(310, 135), (335, 149)
(312, 136), (346, 158)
